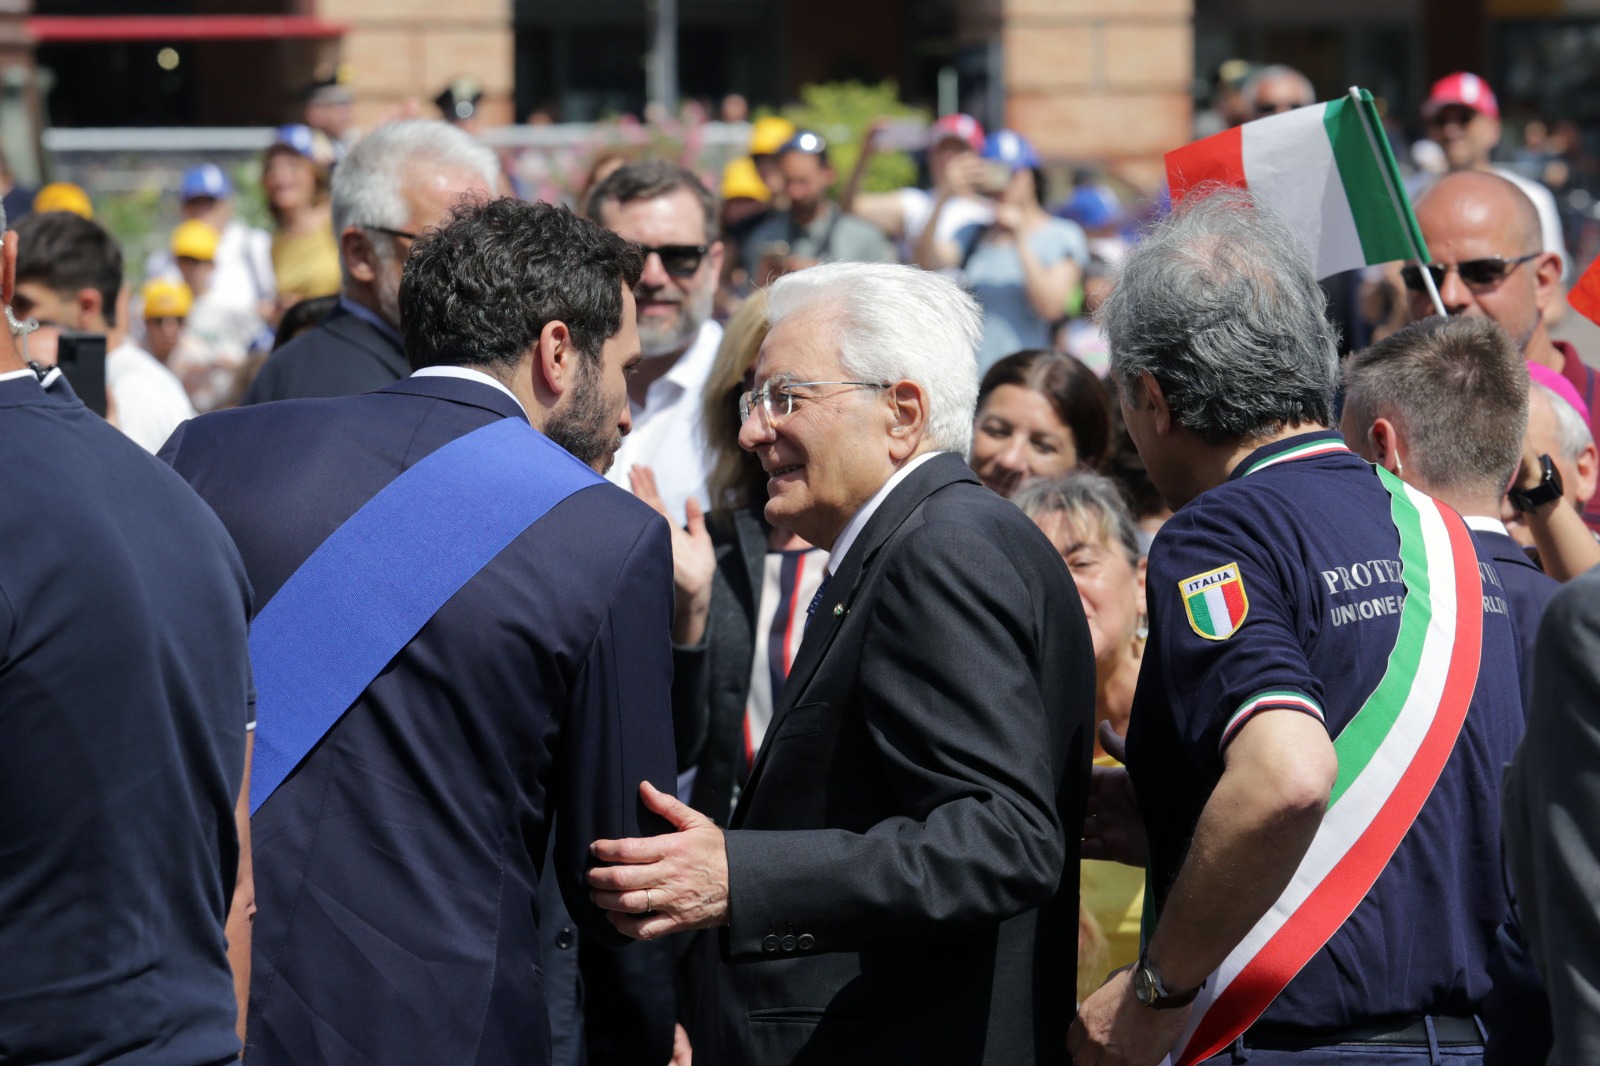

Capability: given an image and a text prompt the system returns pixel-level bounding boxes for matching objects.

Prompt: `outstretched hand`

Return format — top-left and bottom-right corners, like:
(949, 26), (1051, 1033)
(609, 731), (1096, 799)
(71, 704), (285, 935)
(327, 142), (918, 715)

(588, 781), (731, 940)
(629, 466), (716, 645)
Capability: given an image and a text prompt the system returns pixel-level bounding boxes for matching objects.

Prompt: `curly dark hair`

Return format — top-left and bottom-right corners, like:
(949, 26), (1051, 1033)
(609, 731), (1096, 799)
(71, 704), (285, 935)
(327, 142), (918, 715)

(400, 197), (644, 373)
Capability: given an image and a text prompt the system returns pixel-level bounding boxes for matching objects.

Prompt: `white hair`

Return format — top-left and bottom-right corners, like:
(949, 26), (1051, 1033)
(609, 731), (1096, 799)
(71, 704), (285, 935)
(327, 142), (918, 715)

(1531, 381), (1595, 462)
(765, 262), (980, 454)
(330, 120), (500, 240)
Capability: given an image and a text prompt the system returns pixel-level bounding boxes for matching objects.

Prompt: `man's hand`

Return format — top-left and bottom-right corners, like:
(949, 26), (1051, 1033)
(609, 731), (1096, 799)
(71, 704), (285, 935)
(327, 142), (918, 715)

(944, 154), (988, 198)
(588, 781), (731, 940)
(1083, 721), (1147, 867)
(1513, 433), (1547, 495)
(1067, 967), (1191, 1066)
(669, 1022), (692, 1066)
(993, 202), (1026, 233)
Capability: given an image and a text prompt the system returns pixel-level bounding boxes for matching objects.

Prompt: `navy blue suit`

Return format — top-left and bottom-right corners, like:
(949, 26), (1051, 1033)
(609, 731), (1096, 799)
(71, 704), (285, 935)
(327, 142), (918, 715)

(161, 375), (678, 1066)
(243, 303), (407, 404)
(0, 372), (252, 1066)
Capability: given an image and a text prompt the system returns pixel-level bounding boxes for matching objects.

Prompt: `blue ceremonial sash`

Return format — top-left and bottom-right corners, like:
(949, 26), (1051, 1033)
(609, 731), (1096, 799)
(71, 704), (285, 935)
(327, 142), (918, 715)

(247, 416), (602, 814)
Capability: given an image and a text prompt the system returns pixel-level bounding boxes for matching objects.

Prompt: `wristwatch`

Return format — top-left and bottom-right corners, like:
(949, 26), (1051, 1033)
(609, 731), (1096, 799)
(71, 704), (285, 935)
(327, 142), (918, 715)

(1132, 954), (1203, 1010)
(1508, 453), (1564, 514)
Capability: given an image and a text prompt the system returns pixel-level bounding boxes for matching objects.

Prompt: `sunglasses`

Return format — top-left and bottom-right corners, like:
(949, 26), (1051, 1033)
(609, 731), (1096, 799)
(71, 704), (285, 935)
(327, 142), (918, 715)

(638, 243), (709, 279)
(1400, 253), (1540, 293)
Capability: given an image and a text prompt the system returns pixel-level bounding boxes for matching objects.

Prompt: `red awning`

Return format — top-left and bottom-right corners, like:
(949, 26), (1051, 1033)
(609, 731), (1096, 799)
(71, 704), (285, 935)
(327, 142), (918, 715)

(29, 15), (347, 43)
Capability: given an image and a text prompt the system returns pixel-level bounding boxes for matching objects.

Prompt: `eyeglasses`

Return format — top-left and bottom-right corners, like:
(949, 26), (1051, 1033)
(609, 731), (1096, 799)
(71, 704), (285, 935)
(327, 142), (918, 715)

(1255, 101), (1302, 117)
(638, 243), (709, 279)
(1400, 253), (1540, 293)
(365, 225), (420, 243)
(738, 379), (888, 425)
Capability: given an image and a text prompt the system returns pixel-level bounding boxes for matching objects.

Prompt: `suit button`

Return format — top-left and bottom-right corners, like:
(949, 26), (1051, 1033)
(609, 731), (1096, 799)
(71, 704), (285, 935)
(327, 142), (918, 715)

(555, 927), (574, 950)
(797, 934), (814, 951)
(781, 934), (797, 952)
(762, 934), (780, 953)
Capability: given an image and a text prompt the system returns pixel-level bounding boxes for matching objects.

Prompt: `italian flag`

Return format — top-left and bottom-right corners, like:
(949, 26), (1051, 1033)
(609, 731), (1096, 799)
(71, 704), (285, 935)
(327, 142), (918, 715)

(1165, 88), (1428, 280)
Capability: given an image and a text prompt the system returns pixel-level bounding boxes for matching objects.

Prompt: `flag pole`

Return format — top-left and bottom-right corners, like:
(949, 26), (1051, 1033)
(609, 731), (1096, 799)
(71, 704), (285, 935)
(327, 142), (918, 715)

(1347, 86), (1446, 318)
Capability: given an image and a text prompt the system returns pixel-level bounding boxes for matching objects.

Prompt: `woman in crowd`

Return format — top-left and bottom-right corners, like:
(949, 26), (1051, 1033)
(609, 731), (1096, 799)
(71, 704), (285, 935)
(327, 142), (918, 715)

(629, 289), (827, 825)
(968, 348), (1113, 497)
(263, 124), (341, 313)
(915, 130), (1088, 372)
(1012, 472), (1147, 1000)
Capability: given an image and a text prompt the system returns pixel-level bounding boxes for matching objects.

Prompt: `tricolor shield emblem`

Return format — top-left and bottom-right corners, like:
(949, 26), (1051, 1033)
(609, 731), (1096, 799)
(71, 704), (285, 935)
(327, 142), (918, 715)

(1180, 563), (1249, 641)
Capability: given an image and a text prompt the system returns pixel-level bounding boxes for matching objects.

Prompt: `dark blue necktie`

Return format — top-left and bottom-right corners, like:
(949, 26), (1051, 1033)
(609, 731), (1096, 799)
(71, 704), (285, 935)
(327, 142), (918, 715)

(805, 572), (833, 629)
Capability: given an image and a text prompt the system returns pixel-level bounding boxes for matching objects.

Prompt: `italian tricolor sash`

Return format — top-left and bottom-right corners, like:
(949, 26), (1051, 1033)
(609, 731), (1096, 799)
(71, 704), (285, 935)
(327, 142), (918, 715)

(1165, 464), (1483, 1066)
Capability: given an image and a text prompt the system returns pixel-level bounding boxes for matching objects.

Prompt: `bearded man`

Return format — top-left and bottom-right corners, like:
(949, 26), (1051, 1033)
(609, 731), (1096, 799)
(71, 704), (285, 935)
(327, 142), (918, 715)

(586, 160), (726, 522)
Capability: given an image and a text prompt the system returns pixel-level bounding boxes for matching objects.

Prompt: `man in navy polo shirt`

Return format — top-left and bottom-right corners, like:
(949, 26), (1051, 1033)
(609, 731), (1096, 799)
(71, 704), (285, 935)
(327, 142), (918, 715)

(0, 208), (255, 1062)
(1070, 190), (1524, 1064)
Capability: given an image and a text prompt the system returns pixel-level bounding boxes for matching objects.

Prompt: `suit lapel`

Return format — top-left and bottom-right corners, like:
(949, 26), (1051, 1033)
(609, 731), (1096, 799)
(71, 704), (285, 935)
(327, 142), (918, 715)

(733, 454), (979, 814)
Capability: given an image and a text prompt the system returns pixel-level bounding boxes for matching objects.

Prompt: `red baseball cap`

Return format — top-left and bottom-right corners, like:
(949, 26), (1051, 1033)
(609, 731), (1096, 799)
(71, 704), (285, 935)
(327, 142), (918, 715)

(931, 114), (985, 153)
(1423, 72), (1500, 121)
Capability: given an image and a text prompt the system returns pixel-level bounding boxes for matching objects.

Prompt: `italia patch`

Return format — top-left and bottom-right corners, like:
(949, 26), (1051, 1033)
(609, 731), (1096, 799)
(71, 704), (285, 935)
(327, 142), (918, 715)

(1181, 563), (1249, 641)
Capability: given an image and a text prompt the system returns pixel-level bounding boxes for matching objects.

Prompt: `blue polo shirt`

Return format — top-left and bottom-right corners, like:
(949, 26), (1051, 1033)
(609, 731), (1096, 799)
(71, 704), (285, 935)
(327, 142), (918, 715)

(1128, 430), (1524, 1031)
(0, 372), (253, 1065)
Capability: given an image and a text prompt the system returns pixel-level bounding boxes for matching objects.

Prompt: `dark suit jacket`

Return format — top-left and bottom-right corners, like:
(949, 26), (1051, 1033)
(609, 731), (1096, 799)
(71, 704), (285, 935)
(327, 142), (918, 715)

(1474, 527), (1559, 714)
(1502, 566), (1600, 1066)
(243, 302), (408, 404)
(691, 453), (1095, 1066)
(161, 376), (678, 1066)
(674, 505), (769, 824)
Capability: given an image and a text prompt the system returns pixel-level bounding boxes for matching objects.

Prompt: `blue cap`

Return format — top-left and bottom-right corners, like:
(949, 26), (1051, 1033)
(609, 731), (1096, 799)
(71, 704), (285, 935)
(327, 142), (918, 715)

(179, 163), (232, 202)
(1059, 183), (1122, 230)
(981, 130), (1040, 171)
(269, 123), (339, 167)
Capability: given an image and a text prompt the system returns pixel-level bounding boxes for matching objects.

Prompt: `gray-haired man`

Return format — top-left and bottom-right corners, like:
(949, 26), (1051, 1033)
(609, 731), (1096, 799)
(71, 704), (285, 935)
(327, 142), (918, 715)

(1075, 189), (1523, 1064)
(587, 261), (1095, 1066)
(244, 120), (498, 404)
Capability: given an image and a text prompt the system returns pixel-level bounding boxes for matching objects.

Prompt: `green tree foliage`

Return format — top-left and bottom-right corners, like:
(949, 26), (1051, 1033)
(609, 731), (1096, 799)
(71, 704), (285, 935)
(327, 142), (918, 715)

(782, 81), (925, 194)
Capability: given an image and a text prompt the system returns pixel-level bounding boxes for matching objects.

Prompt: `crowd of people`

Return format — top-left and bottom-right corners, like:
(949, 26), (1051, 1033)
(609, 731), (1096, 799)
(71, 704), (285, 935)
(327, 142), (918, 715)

(4, 56), (1600, 1066)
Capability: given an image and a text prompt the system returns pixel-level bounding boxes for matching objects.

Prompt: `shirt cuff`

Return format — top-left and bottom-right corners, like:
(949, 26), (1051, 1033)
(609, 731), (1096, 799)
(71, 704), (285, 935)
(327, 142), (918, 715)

(1219, 688), (1325, 753)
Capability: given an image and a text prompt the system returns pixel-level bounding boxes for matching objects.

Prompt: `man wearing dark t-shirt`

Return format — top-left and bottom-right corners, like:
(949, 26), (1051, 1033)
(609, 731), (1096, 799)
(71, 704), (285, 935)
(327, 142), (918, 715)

(1071, 191), (1523, 1065)
(0, 216), (255, 1063)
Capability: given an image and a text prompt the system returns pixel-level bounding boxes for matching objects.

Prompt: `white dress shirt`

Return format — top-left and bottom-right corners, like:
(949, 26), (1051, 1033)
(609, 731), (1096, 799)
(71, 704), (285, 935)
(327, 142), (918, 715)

(1463, 514), (1510, 537)
(410, 364), (527, 418)
(606, 319), (723, 524)
(827, 450), (945, 575)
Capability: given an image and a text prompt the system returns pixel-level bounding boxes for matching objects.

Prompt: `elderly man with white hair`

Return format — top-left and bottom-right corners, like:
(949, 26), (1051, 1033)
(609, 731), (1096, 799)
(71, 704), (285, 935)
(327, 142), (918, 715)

(586, 261), (1096, 1066)
(244, 119), (498, 403)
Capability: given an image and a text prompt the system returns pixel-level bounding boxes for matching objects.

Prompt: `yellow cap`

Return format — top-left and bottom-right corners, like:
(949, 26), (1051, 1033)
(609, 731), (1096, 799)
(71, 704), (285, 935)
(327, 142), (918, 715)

(748, 116), (796, 156)
(721, 157), (771, 203)
(33, 182), (93, 219)
(171, 219), (220, 261)
(142, 278), (193, 319)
